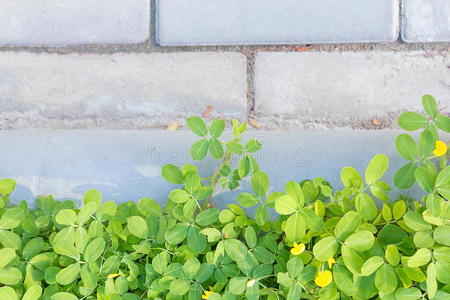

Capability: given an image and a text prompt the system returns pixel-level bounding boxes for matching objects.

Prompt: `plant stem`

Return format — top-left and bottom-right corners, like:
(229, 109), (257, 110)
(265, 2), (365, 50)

(203, 151), (232, 209)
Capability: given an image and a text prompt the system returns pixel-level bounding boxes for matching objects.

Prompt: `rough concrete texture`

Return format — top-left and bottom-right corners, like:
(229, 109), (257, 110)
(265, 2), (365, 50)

(254, 51), (450, 128)
(0, 0), (150, 45)
(0, 130), (426, 211)
(0, 52), (247, 129)
(156, 0), (399, 46)
(402, 0), (450, 42)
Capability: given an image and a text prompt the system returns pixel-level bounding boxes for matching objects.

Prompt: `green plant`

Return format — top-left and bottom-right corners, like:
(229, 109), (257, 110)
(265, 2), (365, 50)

(0, 95), (448, 300)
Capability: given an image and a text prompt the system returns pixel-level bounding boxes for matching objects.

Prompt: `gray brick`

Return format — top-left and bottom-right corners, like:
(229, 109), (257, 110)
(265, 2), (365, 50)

(0, 52), (247, 129)
(402, 0), (450, 42)
(1, 130), (424, 206)
(156, 0), (399, 46)
(0, 0), (150, 45)
(255, 51), (449, 123)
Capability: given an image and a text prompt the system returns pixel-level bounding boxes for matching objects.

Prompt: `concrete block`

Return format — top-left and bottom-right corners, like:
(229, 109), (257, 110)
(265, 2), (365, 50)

(402, 0), (450, 42)
(0, 52), (247, 129)
(156, 0), (399, 45)
(0, 130), (424, 209)
(0, 0), (150, 45)
(254, 51), (449, 125)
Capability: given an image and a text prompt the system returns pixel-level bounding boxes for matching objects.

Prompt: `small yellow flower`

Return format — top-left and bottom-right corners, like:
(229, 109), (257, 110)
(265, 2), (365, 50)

(107, 273), (120, 279)
(290, 243), (306, 256)
(433, 140), (448, 157)
(202, 290), (214, 299)
(315, 270), (333, 287)
(327, 257), (336, 269)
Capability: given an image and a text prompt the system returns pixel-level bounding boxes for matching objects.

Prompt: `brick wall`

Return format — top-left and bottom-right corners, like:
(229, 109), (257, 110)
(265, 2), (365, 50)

(0, 0), (448, 130)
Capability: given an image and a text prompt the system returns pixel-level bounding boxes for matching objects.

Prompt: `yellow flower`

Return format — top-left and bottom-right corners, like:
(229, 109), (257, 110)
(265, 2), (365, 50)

(107, 273), (120, 279)
(315, 270), (333, 287)
(202, 290), (214, 299)
(433, 140), (448, 156)
(290, 243), (306, 256)
(327, 257), (336, 269)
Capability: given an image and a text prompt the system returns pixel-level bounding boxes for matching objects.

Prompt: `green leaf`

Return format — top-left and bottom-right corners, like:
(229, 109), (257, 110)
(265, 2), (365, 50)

(56, 263), (80, 285)
(170, 279), (190, 295)
(426, 262), (437, 298)
(393, 200), (406, 219)
(209, 138), (224, 159)
(244, 227), (257, 248)
(183, 257), (200, 278)
(187, 116), (208, 137)
(394, 163), (418, 189)
(224, 239), (248, 262)
(333, 264), (358, 297)
(365, 154), (389, 185)
(165, 223), (189, 244)
(413, 230), (434, 248)
(285, 181), (305, 208)
(398, 112), (428, 131)
(434, 225), (450, 246)
(435, 114), (450, 132)
(395, 134), (418, 161)
(407, 248), (432, 268)
(0, 248), (15, 268)
(418, 130), (435, 158)
(22, 285), (42, 300)
(238, 155), (251, 178)
(313, 236), (338, 261)
(77, 201), (97, 226)
(161, 164), (184, 184)
(84, 238), (105, 263)
(169, 189), (192, 203)
(237, 193), (259, 208)
(287, 257), (304, 279)
(0, 230), (21, 249)
(341, 245), (364, 274)
(137, 197), (162, 216)
(184, 171), (200, 194)
(360, 256), (384, 276)
(245, 139), (262, 153)
(196, 208), (219, 226)
(0, 267), (22, 285)
(344, 231), (374, 251)
(403, 211), (431, 231)
(252, 171), (269, 197)
(209, 119), (225, 138)
(275, 195), (298, 215)
(127, 216), (149, 239)
(227, 141), (244, 154)
(341, 167), (363, 188)
(422, 94), (438, 117)
(375, 264), (397, 294)
(55, 209), (77, 226)
(284, 212), (306, 242)
(385, 245), (400, 266)
(395, 287), (422, 300)
(229, 277), (247, 295)
(190, 139), (209, 160)
(0, 179), (16, 195)
(51, 292), (78, 300)
(0, 287), (17, 300)
(355, 193), (377, 221)
(187, 226), (207, 253)
(334, 211), (361, 241)
(83, 189), (102, 209)
(415, 167), (434, 193)
(378, 224), (408, 245)
(0, 207), (24, 230)
(298, 208), (323, 232)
